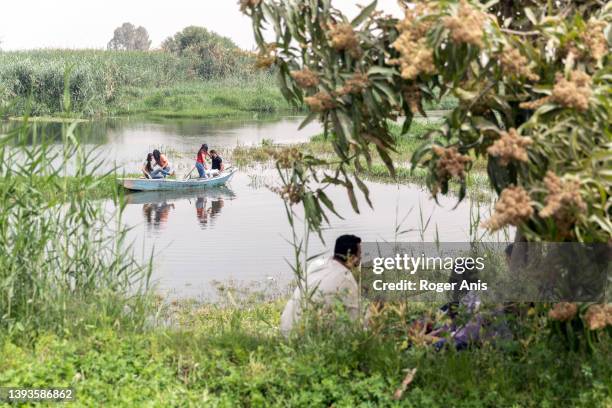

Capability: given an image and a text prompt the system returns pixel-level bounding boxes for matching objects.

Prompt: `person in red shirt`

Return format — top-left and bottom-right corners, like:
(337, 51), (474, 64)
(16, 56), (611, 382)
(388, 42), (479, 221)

(195, 144), (209, 178)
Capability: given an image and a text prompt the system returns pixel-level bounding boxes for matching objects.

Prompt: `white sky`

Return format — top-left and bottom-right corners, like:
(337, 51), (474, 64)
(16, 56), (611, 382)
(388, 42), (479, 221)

(0, 0), (402, 51)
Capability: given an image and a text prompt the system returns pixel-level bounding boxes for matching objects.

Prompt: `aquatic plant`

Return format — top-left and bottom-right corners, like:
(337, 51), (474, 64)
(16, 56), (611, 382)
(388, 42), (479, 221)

(0, 117), (152, 336)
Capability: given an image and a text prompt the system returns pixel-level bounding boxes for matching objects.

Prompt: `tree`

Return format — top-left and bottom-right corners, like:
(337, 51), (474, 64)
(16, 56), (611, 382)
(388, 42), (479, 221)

(241, 0), (611, 244)
(107, 22), (151, 51)
(162, 26), (252, 79)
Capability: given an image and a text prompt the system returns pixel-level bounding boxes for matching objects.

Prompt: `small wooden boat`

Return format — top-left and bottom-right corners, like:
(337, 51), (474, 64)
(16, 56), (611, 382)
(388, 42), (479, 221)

(118, 168), (237, 192)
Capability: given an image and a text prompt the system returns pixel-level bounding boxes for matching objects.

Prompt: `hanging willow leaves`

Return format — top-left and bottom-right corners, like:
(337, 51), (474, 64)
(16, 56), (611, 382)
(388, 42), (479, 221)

(241, 0), (611, 243)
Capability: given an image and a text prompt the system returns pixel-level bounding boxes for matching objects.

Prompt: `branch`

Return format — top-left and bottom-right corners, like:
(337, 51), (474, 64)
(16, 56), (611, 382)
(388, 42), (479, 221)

(500, 28), (540, 36)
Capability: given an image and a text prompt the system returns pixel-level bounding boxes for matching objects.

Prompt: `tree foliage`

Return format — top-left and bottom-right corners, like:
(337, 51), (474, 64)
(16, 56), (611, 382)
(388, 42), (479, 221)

(107, 22), (152, 51)
(242, 0), (611, 243)
(162, 26), (255, 79)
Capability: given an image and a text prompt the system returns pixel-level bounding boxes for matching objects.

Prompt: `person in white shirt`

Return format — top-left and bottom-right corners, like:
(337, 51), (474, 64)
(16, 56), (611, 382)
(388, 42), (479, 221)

(280, 234), (362, 336)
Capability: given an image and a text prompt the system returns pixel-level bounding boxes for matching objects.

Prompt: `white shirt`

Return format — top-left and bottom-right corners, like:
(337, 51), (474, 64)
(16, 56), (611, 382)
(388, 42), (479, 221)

(280, 257), (360, 336)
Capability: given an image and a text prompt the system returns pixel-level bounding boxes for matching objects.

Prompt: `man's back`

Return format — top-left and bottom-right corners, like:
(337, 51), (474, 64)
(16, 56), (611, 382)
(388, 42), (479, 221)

(280, 258), (359, 335)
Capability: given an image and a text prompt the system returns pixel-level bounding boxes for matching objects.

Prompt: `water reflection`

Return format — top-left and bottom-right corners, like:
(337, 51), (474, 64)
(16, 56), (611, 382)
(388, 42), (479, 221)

(125, 187), (236, 231)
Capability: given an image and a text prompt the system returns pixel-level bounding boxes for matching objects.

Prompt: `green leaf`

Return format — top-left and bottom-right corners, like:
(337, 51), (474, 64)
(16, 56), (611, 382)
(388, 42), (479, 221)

(351, 0), (377, 27)
(317, 189), (344, 219)
(346, 182), (360, 214)
(354, 174), (372, 208)
(298, 112), (319, 130)
(376, 145), (396, 178)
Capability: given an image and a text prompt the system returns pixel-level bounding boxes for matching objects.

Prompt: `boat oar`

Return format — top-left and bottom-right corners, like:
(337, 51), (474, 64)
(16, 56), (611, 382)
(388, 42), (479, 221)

(184, 166), (196, 180)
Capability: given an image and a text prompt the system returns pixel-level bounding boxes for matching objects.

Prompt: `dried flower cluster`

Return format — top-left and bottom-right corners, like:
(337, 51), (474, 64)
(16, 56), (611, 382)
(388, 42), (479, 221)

(390, 4), (436, 80)
(442, 0), (488, 48)
(329, 23), (360, 57)
(483, 186), (533, 231)
(255, 43), (276, 68)
(304, 91), (336, 112)
(520, 70), (592, 111)
(548, 302), (577, 322)
(432, 145), (472, 182)
(239, 0), (261, 12)
(487, 128), (533, 166)
(539, 171), (586, 234)
(499, 46), (540, 81)
(338, 72), (369, 95)
(271, 147), (303, 169)
(551, 70), (592, 111)
(583, 304), (612, 331)
(290, 68), (320, 88)
(582, 19), (608, 62)
(271, 183), (304, 205)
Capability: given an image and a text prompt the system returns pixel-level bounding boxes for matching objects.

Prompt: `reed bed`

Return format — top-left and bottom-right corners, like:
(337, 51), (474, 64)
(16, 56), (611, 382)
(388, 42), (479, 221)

(0, 118), (152, 337)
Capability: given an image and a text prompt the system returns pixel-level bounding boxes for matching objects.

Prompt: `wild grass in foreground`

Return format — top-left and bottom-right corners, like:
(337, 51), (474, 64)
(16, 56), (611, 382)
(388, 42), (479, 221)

(1, 299), (609, 407)
(0, 120), (151, 337)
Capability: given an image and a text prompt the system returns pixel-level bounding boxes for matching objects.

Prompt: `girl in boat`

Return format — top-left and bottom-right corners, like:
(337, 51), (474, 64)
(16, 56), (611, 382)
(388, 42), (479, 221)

(195, 144), (209, 178)
(150, 149), (173, 179)
(141, 153), (154, 179)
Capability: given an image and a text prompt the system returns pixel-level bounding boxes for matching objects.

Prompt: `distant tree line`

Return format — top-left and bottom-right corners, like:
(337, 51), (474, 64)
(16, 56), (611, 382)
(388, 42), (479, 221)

(107, 23), (257, 79)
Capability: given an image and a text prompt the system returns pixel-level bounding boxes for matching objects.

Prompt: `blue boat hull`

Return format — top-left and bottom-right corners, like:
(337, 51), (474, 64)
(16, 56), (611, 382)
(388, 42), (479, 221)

(118, 168), (236, 191)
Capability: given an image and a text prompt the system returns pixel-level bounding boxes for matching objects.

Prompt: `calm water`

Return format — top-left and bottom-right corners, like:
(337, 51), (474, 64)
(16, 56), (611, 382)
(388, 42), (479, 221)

(118, 169), (497, 298)
(5, 115), (500, 298)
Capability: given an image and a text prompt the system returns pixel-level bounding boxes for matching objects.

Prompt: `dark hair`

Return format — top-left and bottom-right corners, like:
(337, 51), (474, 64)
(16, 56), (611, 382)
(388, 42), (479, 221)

(333, 234), (362, 262)
(153, 149), (161, 163)
(209, 149), (217, 155)
(145, 153), (154, 173)
(200, 144), (208, 152)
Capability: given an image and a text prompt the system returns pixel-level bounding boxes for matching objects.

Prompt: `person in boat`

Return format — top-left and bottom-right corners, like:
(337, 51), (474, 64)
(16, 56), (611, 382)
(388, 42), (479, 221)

(209, 149), (224, 177)
(280, 234), (362, 336)
(150, 149), (173, 179)
(195, 144), (209, 178)
(141, 153), (155, 179)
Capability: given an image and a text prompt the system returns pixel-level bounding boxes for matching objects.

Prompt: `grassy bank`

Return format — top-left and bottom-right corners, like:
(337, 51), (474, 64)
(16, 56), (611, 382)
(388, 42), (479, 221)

(111, 76), (293, 119)
(1, 299), (609, 407)
(0, 50), (292, 119)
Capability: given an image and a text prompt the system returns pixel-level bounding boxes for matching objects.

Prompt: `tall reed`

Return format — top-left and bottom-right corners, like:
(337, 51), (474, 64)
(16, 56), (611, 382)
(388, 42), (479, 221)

(0, 117), (152, 339)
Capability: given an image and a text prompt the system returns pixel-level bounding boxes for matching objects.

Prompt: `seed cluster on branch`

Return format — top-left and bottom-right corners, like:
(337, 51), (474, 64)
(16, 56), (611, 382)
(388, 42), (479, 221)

(551, 70), (593, 112)
(483, 186), (533, 231)
(548, 302), (578, 322)
(432, 145), (472, 181)
(390, 4), (436, 80)
(329, 23), (360, 58)
(486, 128), (533, 166)
(584, 304), (612, 331)
(582, 18), (608, 62)
(499, 46), (540, 81)
(539, 171), (586, 236)
(304, 91), (336, 112)
(442, 0), (488, 48)
(290, 69), (320, 89)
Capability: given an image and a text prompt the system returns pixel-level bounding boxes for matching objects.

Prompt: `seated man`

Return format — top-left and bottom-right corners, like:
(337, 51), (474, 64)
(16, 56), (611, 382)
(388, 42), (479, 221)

(209, 149), (224, 176)
(280, 234), (362, 336)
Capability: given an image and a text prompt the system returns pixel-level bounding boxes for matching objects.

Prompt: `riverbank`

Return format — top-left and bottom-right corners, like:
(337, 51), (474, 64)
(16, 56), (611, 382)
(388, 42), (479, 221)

(1, 298), (609, 406)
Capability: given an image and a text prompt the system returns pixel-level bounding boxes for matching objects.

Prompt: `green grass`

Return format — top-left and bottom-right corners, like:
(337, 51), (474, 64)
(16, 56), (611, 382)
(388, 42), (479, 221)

(1, 300), (609, 407)
(111, 76), (293, 118)
(0, 49), (291, 119)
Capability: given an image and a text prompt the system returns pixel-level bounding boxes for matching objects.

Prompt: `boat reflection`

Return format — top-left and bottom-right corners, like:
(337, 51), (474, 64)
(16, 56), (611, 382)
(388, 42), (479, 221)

(124, 187), (236, 230)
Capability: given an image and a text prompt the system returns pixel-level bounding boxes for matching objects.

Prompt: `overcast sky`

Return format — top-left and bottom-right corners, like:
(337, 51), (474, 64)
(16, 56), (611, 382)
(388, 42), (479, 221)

(0, 0), (402, 51)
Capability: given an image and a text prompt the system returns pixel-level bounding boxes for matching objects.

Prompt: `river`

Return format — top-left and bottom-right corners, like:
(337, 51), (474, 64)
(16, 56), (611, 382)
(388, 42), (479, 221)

(3, 115), (504, 298)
